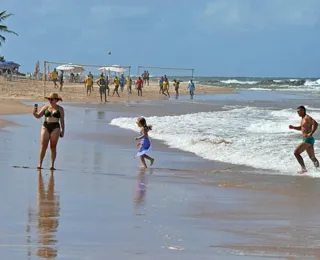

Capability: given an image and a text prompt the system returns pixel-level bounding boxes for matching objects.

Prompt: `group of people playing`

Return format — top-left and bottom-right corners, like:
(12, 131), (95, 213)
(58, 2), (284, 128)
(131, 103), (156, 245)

(32, 95), (319, 174)
(85, 72), (146, 102)
(158, 75), (196, 99)
(50, 69), (196, 102)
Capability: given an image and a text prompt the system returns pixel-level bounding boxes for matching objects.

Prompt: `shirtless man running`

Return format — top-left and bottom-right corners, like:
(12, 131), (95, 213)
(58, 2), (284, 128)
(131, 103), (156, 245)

(289, 105), (319, 174)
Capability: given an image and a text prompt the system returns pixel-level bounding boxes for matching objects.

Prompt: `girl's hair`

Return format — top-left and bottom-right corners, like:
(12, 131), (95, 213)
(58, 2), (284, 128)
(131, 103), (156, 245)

(138, 117), (152, 131)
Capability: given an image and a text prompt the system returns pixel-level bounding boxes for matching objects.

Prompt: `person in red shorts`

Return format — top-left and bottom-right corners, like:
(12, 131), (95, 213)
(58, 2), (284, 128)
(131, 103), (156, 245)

(136, 77), (143, 96)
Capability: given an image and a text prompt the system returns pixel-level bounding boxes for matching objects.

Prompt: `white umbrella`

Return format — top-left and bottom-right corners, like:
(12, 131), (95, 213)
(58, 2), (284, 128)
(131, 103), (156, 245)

(99, 66), (126, 73)
(56, 64), (85, 73)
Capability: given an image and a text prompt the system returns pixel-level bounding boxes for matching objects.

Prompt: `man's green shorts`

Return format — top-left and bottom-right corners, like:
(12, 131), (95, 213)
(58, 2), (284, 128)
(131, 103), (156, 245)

(303, 137), (315, 145)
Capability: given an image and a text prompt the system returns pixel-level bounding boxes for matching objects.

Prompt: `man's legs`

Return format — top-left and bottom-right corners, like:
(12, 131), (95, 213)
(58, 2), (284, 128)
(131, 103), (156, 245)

(294, 142), (309, 172)
(306, 144), (319, 167)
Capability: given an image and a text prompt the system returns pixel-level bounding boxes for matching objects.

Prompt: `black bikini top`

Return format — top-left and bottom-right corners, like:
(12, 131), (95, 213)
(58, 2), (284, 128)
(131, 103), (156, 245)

(44, 107), (60, 118)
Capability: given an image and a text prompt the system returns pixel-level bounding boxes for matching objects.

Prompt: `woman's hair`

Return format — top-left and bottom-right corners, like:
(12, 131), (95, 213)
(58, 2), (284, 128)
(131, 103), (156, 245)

(138, 117), (152, 131)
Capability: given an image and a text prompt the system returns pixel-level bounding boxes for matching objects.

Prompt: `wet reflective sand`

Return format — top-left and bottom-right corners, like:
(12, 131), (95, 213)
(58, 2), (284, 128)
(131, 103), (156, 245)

(1, 100), (320, 259)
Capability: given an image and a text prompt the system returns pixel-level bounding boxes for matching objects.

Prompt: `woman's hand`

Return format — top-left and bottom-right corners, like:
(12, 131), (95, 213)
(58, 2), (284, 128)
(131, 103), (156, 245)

(134, 137), (138, 140)
(60, 130), (64, 138)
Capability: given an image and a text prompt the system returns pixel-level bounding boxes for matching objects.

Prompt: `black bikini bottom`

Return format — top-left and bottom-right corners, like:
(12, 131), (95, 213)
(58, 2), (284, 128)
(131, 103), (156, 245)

(43, 122), (60, 134)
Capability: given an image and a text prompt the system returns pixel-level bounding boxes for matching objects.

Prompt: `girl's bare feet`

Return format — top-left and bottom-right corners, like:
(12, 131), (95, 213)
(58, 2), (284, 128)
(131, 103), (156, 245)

(37, 165), (42, 170)
(140, 165), (147, 169)
(50, 166), (56, 170)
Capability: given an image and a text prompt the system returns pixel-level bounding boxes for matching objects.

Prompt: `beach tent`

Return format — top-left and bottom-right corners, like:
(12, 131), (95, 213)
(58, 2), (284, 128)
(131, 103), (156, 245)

(0, 61), (20, 70)
(56, 63), (85, 73)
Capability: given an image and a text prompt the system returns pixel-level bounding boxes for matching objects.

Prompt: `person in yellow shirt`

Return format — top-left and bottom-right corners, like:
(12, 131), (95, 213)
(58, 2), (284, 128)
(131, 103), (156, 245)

(162, 79), (170, 98)
(112, 76), (120, 97)
(173, 79), (180, 99)
(126, 76), (132, 94)
(51, 68), (58, 88)
(85, 75), (93, 96)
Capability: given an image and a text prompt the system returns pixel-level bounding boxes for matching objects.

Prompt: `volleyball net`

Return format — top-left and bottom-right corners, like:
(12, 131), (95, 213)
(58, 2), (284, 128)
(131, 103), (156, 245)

(43, 60), (131, 98)
(137, 65), (195, 80)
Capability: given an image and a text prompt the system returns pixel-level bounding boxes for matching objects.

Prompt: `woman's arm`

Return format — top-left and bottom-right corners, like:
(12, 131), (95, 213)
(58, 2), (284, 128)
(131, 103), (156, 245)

(59, 106), (65, 137)
(33, 105), (48, 119)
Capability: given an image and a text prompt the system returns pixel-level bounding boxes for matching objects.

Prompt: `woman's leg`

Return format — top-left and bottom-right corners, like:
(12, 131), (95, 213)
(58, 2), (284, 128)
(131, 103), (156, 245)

(49, 128), (60, 170)
(38, 127), (50, 169)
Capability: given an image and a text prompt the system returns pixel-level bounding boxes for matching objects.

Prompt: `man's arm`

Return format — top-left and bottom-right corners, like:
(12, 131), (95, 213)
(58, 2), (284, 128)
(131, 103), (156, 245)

(308, 116), (318, 135)
(291, 126), (302, 131)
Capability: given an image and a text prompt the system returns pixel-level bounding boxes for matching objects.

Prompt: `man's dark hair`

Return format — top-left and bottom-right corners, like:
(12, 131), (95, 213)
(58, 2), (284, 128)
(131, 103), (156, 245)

(297, 105), (306, 113)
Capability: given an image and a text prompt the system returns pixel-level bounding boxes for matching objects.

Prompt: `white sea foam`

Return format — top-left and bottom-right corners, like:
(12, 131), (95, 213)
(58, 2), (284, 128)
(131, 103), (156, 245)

(248, 88), (273, 91)
(110, 107), (320, 175)
(220, 79), (258, 85)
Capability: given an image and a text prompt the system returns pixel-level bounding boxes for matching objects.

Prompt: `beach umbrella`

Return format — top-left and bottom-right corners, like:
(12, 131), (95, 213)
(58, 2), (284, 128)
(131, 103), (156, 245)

(0, 61), (20, 69)
(56, 64), (85, 73)
(99, 66), (126, 73)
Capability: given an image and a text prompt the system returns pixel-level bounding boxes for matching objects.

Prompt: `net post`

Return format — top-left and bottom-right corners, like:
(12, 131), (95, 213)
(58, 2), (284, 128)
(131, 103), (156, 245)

(43, 60), (47, 98)
(127, 66), (131, 104)
(191, 69), (194, 79)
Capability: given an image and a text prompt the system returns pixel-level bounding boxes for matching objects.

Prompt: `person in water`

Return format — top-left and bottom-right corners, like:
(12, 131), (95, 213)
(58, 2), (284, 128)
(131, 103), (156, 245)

(134, 117), (155, 169)
(289, 105), (319, 174)
(33, 93), (65, 170)
(188, 79), (195, 99)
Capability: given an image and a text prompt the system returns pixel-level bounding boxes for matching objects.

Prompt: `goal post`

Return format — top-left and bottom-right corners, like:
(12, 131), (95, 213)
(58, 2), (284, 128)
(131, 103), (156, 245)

(43, 60), (131, 99)
(137, 65), (195, 79)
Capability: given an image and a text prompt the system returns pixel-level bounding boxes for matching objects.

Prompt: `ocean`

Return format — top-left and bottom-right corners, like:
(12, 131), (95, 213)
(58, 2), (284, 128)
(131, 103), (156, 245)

(111, 77), (320, 176)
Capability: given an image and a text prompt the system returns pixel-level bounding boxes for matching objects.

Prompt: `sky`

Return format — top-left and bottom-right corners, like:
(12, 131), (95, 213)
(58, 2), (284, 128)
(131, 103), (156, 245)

(1, 0), (320, 77)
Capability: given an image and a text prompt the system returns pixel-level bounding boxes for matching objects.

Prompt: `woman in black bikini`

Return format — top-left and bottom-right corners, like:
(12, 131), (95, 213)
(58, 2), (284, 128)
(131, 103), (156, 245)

(33, 93), (65, 170)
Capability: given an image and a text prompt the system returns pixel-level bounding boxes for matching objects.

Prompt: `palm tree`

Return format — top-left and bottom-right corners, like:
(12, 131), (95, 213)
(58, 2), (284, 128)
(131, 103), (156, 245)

(0, 11), (18, 46)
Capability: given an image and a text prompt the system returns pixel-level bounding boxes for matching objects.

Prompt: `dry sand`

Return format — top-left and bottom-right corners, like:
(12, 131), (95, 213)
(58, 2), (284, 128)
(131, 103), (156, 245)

(0, 77), (233, 102)
(0, 77), (233, 127)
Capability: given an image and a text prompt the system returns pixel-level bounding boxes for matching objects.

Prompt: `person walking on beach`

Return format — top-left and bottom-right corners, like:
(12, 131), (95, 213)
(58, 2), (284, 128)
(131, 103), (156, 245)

(188, 79), (195, 99)
(52, 68), (59, 88)
(173, 79), (180, 99)
(162, 78), (170, 98)
(112, 76), (120, 97)
(85, 74), (93, 96)
(120, 74), (125, 92)
(289, 105), (319, 174)
(136, 77), (143, 96)
(32, 93), (65, 170)
(134, 117), (155, 169)
(96, 73), (108, 102)
(126, 76), (132, 94)
(59, 71), (64, 91)
(159, 76), (164, 94)
(88, 71), (94, 91)
(146, 71), (150, 86)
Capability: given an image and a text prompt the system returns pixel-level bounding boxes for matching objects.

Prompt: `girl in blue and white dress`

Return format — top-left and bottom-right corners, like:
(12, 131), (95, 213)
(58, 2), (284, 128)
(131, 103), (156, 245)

(134, 117), (155, 169)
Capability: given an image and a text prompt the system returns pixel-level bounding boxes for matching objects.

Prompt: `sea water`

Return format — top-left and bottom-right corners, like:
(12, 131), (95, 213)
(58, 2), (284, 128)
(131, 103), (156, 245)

(110, 105), (320, 175)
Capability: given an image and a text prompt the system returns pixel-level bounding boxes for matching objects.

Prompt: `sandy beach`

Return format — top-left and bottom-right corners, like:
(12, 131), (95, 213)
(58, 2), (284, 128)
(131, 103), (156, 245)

(0, 77), (233, 102)
(1, 79), (320, 259)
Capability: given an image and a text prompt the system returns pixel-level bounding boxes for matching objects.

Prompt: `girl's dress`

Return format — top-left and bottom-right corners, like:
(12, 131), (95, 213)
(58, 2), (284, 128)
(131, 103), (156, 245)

(135, 131), (152, 157)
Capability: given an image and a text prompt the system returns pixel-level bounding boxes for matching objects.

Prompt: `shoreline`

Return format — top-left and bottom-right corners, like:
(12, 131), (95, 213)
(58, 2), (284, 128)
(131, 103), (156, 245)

(0, 79), (234, 102)
(2, 94), (320, 258)
(0, 79), (234, 128)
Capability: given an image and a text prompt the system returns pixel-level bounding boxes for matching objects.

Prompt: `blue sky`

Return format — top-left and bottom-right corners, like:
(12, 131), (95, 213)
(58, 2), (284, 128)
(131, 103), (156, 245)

(1, 0), (320, 77)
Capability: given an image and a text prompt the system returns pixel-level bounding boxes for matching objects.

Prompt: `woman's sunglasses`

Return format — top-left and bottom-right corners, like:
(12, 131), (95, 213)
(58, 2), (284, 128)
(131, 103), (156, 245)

(49, 98), (57, 101)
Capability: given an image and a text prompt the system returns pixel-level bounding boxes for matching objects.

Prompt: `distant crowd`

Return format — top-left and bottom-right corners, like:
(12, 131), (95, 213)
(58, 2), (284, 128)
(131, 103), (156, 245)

(49, 68), (196, 102)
